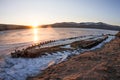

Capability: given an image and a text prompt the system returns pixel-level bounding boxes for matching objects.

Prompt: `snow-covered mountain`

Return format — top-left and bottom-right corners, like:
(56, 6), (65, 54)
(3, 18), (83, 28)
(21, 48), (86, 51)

(47, 22), (120, 31)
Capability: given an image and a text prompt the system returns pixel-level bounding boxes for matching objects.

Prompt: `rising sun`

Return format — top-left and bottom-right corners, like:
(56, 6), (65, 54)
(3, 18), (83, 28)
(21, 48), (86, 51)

(32, 23), (39, 28)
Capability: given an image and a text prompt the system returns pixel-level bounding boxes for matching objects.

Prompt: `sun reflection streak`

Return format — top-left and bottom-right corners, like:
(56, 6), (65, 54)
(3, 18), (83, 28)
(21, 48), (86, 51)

(33, 28), (39, 43)
(32, 25), (57, 43)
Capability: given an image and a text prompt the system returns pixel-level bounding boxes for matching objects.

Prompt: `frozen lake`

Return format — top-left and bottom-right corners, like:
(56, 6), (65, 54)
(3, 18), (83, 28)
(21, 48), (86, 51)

(0, 28), (118, 56)
(0, 28), (118, 80)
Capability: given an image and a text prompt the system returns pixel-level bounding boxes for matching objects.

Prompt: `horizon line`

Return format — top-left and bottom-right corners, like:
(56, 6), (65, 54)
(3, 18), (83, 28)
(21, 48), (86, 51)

(0, 21), (120, 26)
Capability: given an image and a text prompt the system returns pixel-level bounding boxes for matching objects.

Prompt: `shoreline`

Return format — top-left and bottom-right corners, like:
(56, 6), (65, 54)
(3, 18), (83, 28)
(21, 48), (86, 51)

(0, 32), (118, 80)
(10, 34), (109, 58)
(28, 32), (120, 80)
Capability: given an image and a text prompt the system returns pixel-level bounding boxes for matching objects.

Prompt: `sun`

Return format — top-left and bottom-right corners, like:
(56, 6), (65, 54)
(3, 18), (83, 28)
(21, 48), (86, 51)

(32, 23), (39, 28)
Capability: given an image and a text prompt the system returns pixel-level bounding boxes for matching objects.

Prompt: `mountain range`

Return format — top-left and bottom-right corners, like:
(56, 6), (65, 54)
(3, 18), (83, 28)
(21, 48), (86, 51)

(42, 22), (120, 31)
(0, 22), (120, 31)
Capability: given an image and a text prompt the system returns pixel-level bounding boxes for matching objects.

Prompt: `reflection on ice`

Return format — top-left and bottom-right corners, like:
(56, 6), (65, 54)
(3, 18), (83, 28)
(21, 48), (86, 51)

(33, 28), (39, 43)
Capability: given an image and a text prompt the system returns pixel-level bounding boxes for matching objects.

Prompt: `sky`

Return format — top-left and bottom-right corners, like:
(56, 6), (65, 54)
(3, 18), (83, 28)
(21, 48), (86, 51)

(0, 0), (120, 26)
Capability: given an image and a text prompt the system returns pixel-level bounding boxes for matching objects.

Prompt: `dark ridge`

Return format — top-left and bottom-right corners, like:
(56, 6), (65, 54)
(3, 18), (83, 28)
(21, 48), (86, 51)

(0, 24), (31, 31)
(41, 22), (120, 31)
(0, 22), (120, 31)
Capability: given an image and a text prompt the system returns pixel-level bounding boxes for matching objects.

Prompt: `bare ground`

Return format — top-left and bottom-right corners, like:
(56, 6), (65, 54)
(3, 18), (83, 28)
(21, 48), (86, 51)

(28, 33), (120, 80)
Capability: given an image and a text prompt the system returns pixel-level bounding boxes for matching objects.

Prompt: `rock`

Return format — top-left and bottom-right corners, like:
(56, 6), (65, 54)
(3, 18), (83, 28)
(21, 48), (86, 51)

(115, 31), (120, 38)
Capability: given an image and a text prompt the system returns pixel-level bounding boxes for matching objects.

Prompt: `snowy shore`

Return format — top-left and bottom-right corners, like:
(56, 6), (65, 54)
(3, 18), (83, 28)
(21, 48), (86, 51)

(28, 32), (120, 80)
(0, 35), (115, 80)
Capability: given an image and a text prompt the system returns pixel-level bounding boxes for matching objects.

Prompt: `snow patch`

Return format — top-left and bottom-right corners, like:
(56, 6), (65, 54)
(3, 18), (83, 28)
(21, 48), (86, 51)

(61, 45), (71, 48)
(0, 50), (80, 80)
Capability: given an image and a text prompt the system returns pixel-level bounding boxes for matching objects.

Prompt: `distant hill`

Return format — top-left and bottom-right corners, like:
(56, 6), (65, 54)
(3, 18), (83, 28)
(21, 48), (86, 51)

(0, 22), (120, 31)
(41, 22), (120, 31)
(0, 24), (30, 31)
